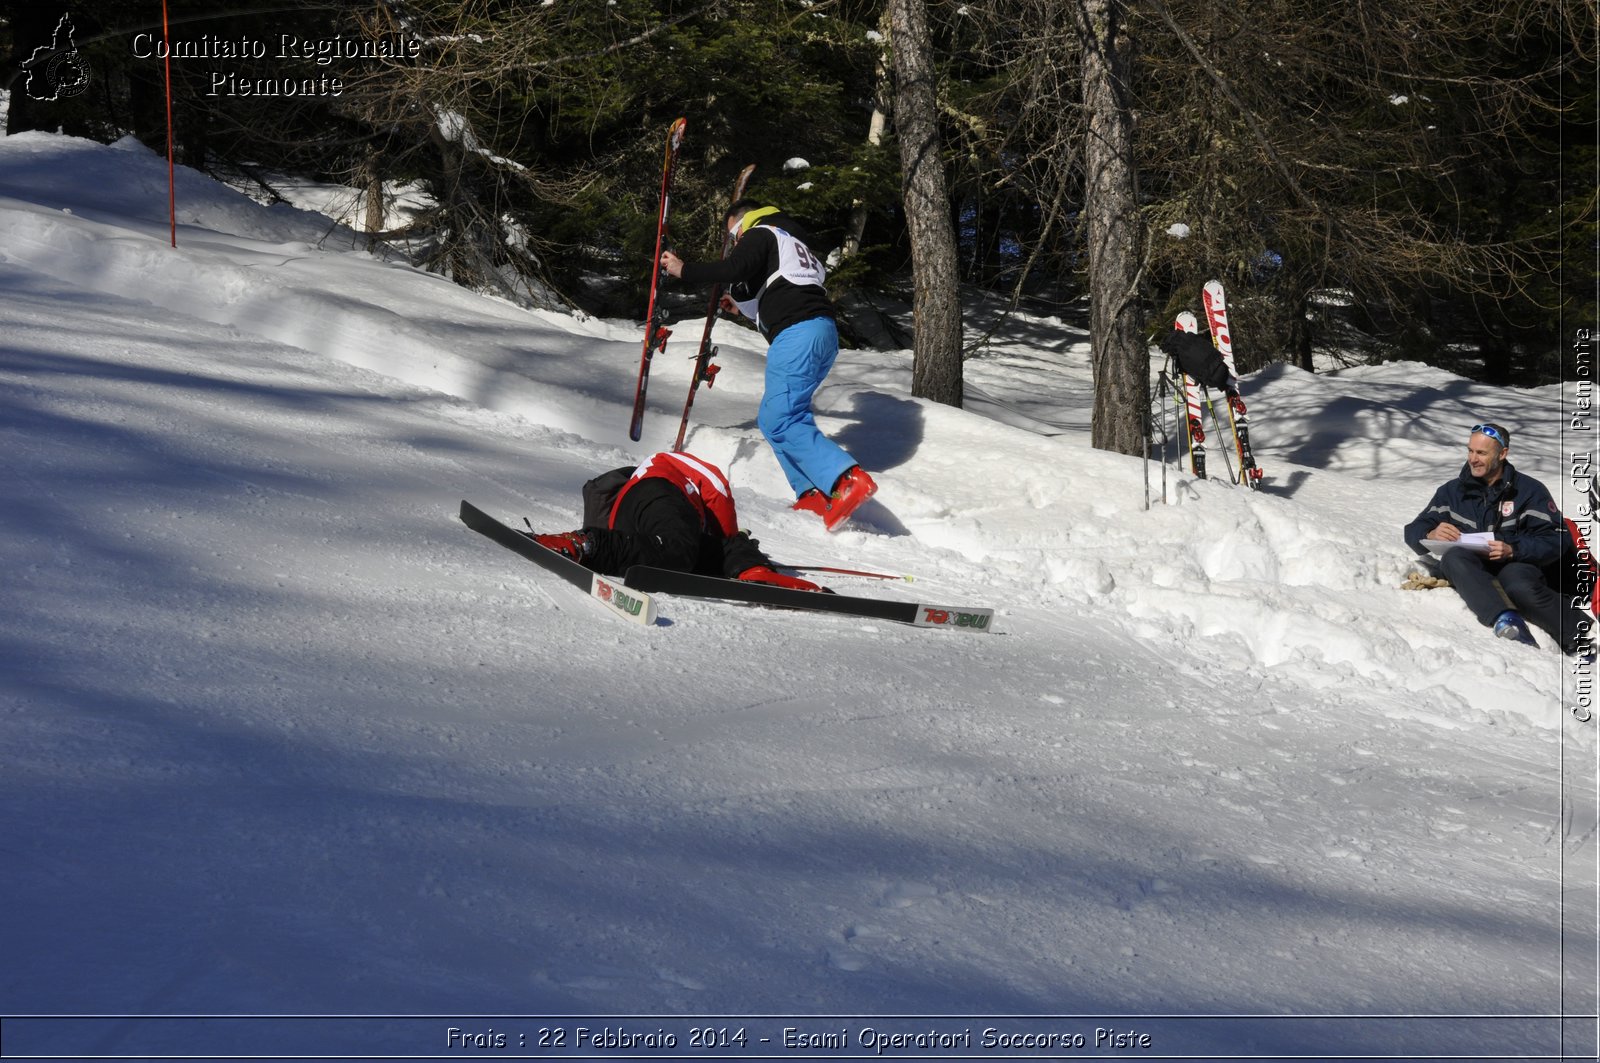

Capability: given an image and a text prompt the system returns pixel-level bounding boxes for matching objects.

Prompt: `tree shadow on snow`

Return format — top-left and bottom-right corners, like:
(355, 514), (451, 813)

(1255, 468), (1311, 498)
(829, 391), (924, 474)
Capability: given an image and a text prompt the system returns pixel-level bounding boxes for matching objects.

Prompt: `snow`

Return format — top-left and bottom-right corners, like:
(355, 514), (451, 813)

(1, 132), (1595, 1059)
(228, 171), (433, 236)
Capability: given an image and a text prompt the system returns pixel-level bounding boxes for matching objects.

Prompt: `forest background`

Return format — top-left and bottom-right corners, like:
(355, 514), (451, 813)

(3, 0), (1594, 453)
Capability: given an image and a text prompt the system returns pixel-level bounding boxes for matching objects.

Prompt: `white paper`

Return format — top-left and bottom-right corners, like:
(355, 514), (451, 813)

(1421, 532), (1495, 556)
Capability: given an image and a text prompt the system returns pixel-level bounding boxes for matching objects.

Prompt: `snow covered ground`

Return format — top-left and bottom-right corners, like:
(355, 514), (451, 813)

(1, 132), (1596, 1061)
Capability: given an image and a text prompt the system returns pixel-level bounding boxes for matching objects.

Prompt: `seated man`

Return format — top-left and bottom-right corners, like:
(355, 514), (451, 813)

(527, 450), (823, 591)
(1402, 422), (1589, 653)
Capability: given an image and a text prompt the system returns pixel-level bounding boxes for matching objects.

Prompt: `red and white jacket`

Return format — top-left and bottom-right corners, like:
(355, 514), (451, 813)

(610, 451), (739, 539)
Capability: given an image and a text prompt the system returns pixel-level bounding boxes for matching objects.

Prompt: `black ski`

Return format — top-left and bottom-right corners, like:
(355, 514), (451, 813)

(623, 565), (994, 632)
(459, 501), (658, 625)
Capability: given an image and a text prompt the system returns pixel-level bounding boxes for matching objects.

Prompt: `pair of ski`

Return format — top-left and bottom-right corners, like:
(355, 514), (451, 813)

(1172, 280), (1263, 489)
(460, 501), (994, 633)
(629, 116), (754, 452)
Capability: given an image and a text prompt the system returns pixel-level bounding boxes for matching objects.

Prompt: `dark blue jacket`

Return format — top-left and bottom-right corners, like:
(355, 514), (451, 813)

(1403, 461), (1566, 568)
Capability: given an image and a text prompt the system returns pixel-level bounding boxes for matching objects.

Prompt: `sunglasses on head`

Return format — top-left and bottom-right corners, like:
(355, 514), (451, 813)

(1471, 423), (1509, 448)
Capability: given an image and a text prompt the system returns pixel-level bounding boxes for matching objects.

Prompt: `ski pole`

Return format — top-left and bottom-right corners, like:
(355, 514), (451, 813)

(783, 564), (914, 582)
(1163, 366), (1176, 503)
(1205, 389), (1236, 482)
(1143, 397), (1151, 511)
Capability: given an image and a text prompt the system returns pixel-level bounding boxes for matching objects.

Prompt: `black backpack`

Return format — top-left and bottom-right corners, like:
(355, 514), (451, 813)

(581, 466), (634, 529)
(1160, 329), (1232, 391)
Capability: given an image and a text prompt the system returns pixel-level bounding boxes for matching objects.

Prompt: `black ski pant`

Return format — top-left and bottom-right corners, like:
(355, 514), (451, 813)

(1438, 549), (1590, 653)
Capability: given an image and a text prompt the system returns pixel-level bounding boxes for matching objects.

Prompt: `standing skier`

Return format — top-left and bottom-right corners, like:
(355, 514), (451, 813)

(527, 451), (823, 591)
(1402, 423), (1589, 654)
(660, 199), (876, 532)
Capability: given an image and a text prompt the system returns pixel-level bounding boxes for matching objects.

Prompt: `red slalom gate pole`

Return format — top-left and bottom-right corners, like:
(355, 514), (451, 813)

(162, 0), (175, 246)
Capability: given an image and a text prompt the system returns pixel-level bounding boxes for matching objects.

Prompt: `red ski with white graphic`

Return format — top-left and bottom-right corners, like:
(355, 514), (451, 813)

(1201, 280), (1263, 488)
(630, 117), (688, 442)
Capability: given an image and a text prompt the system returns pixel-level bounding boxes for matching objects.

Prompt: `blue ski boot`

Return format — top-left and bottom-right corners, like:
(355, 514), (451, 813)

(1492, 610), (1538, 648)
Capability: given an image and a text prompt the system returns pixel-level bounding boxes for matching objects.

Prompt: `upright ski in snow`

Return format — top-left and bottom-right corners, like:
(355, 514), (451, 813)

(629, 117), (688, 443)
(1201, 280), (1263, 488)
(459, 501), (658, 625)
(672, 163), (755, 452)
(1173, 311), (1207, 479)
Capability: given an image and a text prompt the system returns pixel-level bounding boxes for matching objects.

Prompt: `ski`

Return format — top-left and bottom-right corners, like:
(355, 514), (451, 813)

(629, 117), (689, 443)
(673, 163), (755, 452)
(459, 501), (658, 626)
(1202, 280), (1263, 488)
(622, 566), (994, 633)
(1174, 311), (1207, 479)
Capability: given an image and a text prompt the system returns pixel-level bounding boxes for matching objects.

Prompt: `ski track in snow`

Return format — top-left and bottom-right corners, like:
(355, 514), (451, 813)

(0, 131), (1594, 1059)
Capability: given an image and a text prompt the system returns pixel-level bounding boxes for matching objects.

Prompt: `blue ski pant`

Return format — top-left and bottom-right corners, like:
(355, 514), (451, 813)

(759, 317), (858, 498)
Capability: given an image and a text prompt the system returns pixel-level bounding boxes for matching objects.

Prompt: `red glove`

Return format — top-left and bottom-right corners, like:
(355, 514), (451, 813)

(532, 531), (592, 561)
(737, 566), (822, 592)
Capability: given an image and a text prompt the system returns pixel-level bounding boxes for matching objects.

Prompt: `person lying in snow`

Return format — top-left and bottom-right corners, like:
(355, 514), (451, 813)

(526, 451), (826, 592)
(1402, 422), (1590, 654)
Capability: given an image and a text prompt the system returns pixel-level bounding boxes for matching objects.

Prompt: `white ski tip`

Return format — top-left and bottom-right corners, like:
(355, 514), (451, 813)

(591, 573), (658, 626)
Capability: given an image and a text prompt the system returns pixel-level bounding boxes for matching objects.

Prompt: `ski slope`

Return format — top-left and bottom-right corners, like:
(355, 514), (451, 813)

(1, 132), (1595, 1060)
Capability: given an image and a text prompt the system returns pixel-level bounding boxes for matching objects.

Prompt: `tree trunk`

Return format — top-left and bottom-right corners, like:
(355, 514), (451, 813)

(363, 149), (386, 249)
(1290, 283), (1315, 372)
(1073, 0), (1146, 455)
(890, 0), (963, 407)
